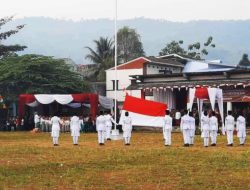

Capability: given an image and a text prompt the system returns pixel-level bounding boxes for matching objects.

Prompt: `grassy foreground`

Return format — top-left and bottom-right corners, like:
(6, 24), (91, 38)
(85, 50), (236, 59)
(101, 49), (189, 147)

(0, 132), (249, 190)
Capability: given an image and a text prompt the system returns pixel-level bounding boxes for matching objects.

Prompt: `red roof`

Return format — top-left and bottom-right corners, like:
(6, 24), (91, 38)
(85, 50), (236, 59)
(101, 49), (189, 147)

(111, 57), (149, 70)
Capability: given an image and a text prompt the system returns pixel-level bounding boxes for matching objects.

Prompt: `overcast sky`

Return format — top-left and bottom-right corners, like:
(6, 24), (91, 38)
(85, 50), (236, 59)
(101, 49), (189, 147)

(0, 0), (250, 21)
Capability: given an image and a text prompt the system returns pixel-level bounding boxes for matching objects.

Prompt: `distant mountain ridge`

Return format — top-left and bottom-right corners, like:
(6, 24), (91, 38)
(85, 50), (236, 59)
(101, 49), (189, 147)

(3, 17), (250, 65)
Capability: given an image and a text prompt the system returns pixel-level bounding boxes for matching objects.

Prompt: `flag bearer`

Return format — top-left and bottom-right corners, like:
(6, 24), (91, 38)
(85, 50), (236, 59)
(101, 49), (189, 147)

(236, 111), (246, 145)
(209, 111), (218, 146)
(225, 111), (235, 146)
(180, 110), (190, 147)
(122, 112), (133, 145)
(70, 115), (81, 145)
(104, 111), (116, 141)
(96, 111), (106, 145)
(162, 110), (172, 146)
(201, 111), (210, 147)
(189, 112), (196, 145)
(51, 114), (61, 146)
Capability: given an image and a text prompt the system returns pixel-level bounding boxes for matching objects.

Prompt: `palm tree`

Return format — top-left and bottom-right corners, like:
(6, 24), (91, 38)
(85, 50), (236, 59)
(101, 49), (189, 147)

(85, 37), (114, 73)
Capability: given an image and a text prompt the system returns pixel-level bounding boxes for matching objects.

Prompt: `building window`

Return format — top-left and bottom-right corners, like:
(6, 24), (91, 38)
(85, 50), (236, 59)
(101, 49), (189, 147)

(112, 80), (119, 90)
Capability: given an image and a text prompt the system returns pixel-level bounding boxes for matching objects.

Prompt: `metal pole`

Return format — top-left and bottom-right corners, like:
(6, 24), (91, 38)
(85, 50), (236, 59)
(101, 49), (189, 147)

(114, 0), (118, 130)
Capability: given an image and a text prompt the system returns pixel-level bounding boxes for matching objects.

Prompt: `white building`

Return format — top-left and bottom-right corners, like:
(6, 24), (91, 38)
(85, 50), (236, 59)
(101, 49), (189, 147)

(106, 56), (185, 105)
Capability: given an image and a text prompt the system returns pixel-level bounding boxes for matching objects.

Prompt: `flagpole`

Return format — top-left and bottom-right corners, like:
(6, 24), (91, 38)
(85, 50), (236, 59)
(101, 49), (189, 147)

(114, 0), (117, 131)
(111, 0), (120, 139)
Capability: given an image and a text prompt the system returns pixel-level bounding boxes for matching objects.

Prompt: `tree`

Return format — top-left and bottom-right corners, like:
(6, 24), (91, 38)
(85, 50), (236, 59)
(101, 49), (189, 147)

(117, 26), (144, 63)
(0, 16), (27, 58)
(159, 41), (186, 56)
(159, 36), (216, 60)
(238, 54), (250, 67)
(0, 54), (89, 104)
(85, 37), (114, 81)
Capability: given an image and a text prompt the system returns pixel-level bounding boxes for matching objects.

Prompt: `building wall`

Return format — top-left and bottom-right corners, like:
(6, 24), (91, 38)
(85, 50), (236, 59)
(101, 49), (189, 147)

(146, 64), (182, 75)
(106, 69), (143, 102)
(106, 90), (142, 102)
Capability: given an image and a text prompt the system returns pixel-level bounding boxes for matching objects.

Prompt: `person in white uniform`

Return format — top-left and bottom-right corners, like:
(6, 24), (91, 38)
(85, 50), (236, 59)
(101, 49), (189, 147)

(70, 115), (81, 145)
(236, 111), (246, 145)
(104, 111), (117, 141)
(189, 112), (196, 146)
(180, 110), (190, 147)
(122, 111), (133, 145)
(209, 111), (218, 146)
(96, 111), (106, 145)
(201, 111), (210, 147)
(34, 113), (40, 131)
(162, 110), (172, 146)
(50, 114), (62, 146)
(225, 111), (235, 146)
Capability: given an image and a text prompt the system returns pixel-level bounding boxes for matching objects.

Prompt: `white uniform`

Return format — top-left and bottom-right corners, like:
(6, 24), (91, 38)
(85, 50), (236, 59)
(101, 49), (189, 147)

(34, 114), (40, 128)
(189, 116), (196, 145)
(122, 116), (132, 144)
(45, 119), (51, 132)
(51, 116), (61, 145)
(236, 116), (246, 145)
(163, 115), (172, 146)
(225, 115), (235, 145)
(180, 114), (190, 145)
(70, 116), (81, 145)
(105, 114), (116, 140)
(96, 115), (106, 144)
(40, 118), (45, 132)
(209, 116), (218, 145)
(201, 115), (210, 147)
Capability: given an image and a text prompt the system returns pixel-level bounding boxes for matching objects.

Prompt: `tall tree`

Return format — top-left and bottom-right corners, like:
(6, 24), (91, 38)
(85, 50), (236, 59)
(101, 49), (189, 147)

(85, 37), (114, 81)
(0, 16), (27, 58)
(0, 54), (89, 104)
(117, 26), (144, 63)
(159, 40), (186, 56)
(238, 54), (250, 67)
(159, 36), (215, 60)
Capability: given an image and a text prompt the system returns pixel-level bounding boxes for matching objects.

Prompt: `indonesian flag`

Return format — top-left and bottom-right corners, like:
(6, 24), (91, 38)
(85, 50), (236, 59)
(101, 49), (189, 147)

(119, 94), (167, 127)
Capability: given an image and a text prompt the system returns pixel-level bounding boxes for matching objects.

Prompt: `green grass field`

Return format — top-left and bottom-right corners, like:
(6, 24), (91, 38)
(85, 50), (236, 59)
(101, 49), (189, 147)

(0, 132), (249, 190)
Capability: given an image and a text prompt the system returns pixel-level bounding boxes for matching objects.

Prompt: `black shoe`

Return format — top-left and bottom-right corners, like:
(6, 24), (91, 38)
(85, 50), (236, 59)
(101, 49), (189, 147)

(205, 146), (208, 148)
(240, 144), (244, 146)
(54, 144), (56, 146)
(184, 144), (189, 147)
(101, 143), (105, 145)
(211, 144), (215, 146)
(107, 138), (111, 141)
(99, 143), (102, 145)
(165, 144), (169, 146)
(74, 144), (78, 146)
(230, 144), (233, 146)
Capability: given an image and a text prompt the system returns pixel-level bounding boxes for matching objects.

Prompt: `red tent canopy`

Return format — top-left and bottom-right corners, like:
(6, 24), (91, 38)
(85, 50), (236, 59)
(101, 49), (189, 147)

(18, 93), (98, 122)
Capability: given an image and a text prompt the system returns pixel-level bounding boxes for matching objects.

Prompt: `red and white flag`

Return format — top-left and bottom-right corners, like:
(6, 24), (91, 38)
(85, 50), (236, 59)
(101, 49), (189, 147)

(119, 94), (167, 127)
